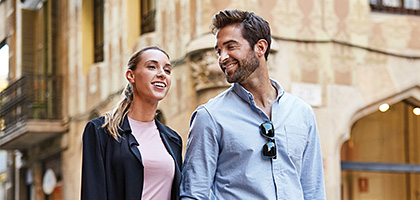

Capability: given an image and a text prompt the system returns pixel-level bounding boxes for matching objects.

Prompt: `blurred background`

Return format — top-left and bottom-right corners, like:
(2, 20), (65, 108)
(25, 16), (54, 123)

(0, 0), (420, 199)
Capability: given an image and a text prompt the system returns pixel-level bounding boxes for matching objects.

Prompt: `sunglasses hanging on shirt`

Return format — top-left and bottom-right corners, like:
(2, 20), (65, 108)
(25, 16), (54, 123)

(260, 121), (277, 159)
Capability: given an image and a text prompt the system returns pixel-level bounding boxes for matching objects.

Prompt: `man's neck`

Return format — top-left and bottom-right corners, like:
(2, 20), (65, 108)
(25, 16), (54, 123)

(240, 68), (277, 119)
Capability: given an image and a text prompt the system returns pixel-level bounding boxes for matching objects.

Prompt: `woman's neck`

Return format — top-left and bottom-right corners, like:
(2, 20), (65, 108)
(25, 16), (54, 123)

(127, 100), (158, 122)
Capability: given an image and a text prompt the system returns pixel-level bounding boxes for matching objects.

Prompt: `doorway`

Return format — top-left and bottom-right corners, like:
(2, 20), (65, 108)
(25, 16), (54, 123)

(341, 101), (420, 200)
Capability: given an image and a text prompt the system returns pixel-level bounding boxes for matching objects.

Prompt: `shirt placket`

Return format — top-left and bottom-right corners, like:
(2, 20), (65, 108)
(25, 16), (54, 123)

(272, 154), (282, 199)
(271, 100), (283, 200)
(248, 92), (283, 199)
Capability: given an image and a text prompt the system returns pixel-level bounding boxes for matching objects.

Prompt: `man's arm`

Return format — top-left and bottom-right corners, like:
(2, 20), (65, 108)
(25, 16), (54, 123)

(301, 108), (327, 200)
(180, 107), (219, 200)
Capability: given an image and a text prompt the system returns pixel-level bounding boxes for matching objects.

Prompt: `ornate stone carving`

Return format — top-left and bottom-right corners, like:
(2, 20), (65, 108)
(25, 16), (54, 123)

(190, 50), (230, 92)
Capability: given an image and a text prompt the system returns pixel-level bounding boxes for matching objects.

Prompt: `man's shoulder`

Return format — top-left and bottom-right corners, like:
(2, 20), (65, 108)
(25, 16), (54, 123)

(281, 91), (313, 111)
(199, 87), (235, 110)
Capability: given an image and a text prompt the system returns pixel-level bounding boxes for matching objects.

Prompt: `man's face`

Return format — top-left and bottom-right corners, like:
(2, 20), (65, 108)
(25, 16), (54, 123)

(215, 24), (259, 83)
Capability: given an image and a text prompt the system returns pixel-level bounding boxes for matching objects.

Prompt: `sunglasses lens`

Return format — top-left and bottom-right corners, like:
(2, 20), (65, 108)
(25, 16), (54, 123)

(260, 122), (274, 138)
(263, 141), (276, 158)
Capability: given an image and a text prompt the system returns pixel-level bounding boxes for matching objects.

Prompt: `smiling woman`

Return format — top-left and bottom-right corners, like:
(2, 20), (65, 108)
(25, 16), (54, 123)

(81, 46), (182, 200)
(0, 44), (9, 91)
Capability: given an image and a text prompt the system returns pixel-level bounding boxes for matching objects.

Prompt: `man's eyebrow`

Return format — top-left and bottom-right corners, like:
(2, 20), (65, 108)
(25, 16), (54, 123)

(215, 40), (238, 50)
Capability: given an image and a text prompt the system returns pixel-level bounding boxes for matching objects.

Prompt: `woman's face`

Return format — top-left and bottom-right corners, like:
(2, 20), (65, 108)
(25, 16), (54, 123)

(126, 49), (172, 104)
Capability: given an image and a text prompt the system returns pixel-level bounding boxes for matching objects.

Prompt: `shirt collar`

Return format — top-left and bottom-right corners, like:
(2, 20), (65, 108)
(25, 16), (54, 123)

(232, 78), (285, 103)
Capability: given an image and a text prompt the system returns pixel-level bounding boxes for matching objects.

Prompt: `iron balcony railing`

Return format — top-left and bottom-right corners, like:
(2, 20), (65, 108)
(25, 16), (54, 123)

(0, 74), (62, 131)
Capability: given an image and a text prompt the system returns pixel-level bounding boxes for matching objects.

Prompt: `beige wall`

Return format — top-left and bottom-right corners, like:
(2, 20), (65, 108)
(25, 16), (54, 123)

(0, 1), (7, 41)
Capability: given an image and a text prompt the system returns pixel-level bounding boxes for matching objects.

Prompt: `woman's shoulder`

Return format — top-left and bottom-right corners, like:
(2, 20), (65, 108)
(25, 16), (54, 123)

(87, 116), (106, 127)
(83, 116), (108, 138)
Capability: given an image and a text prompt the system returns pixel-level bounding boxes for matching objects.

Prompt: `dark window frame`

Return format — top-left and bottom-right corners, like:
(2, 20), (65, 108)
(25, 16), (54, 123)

(94, 0), (104, 62)
(370, 0), (420, 16)
(140, 0), (156, 34)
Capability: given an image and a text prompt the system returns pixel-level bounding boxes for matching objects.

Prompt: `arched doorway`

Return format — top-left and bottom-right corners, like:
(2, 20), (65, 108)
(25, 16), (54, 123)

(341, 100), (420, 200)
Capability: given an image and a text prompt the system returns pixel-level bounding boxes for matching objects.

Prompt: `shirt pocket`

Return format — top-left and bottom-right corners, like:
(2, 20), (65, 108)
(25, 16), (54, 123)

(285, 125), (308, 160)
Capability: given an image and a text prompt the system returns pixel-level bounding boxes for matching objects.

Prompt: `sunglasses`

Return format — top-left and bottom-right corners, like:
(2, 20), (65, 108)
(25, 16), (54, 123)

(260, 121), (277, 159)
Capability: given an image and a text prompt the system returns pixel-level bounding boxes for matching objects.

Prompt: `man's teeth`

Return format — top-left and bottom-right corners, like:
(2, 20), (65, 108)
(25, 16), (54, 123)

(153, 83), (166, 87)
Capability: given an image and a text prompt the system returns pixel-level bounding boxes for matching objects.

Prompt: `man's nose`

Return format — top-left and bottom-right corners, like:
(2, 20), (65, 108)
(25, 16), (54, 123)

(219, 51), (229, 63)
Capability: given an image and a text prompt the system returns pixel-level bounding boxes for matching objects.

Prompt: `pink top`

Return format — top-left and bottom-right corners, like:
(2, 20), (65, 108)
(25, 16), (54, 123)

(128, 117), (175, 200)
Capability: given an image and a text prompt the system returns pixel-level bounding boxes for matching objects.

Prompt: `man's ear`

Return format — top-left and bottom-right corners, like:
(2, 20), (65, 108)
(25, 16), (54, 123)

(126, 70), (135, 83)
(254, 39), (268, 58)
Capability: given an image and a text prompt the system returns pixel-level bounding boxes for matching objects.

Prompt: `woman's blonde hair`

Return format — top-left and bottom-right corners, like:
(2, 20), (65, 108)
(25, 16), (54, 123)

(102, 46), (169, 140)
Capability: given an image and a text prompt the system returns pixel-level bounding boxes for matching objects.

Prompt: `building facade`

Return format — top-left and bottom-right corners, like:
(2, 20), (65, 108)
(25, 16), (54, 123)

(0, 0), (420, 199)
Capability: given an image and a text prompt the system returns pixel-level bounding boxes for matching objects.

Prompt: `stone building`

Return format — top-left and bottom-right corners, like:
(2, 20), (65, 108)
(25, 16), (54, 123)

(0, 0), (420, 199)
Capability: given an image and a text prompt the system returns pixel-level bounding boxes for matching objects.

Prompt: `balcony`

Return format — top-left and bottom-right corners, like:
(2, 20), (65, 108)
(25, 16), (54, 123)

(0, 75), (67, 150)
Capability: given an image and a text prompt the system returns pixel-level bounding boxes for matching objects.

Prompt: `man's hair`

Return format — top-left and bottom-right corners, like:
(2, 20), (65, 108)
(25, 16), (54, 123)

(211, 9), (271, 60)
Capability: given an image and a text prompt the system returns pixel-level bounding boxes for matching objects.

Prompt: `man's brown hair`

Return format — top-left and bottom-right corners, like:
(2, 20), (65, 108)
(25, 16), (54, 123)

(211, 9), (271, 60)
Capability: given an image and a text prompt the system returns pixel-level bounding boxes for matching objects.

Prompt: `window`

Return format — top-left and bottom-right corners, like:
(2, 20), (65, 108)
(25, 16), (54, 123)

(0, 42), (9, 91)
(94, 0), (104, 62)
(141, 0), (156, 34)
(370, 0), (420, 15)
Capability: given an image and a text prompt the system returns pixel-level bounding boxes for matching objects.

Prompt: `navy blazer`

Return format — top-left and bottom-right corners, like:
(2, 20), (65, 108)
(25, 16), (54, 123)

(81, 116), (182, 200)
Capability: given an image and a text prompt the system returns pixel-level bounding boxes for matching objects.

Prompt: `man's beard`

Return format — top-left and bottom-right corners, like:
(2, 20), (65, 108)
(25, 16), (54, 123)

(226, 50), (259, 83)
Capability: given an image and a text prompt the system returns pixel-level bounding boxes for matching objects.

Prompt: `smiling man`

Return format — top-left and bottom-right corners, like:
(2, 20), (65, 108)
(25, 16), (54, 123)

(180, 9), (326, 200)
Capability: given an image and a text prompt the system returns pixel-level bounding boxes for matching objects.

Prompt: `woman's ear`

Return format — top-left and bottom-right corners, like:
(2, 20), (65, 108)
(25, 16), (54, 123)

(126, 70), (135, 83)
(254, 39), (268, 58)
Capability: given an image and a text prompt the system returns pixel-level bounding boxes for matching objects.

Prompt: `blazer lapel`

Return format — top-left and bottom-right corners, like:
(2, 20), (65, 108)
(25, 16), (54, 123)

(120, 116), (143, 166)
(155, 120), (181, 160)
(155, 120), (182, 182)
(128, 133), (143, 166)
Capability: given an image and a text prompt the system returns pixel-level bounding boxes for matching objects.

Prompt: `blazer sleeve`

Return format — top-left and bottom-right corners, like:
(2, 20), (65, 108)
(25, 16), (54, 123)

(81, 120), (108, 200)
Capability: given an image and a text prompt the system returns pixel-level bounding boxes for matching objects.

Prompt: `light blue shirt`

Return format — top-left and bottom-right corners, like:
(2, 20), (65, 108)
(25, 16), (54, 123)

(180, 79), (326, 200)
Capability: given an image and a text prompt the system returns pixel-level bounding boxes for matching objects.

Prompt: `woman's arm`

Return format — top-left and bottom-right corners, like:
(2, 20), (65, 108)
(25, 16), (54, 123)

(81, 120), (108, 200)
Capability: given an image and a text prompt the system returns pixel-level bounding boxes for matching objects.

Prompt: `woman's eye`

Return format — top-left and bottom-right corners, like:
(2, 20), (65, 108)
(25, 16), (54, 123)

(164, 69), (171, 74)
(147, 65), (156, 69)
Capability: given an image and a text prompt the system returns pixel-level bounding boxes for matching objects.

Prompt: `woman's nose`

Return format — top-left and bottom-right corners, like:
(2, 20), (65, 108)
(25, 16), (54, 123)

(156, 67), (166, 78)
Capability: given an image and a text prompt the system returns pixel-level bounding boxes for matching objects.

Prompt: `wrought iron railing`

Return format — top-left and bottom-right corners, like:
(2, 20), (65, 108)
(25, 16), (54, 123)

(0, 75), (62, 131)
